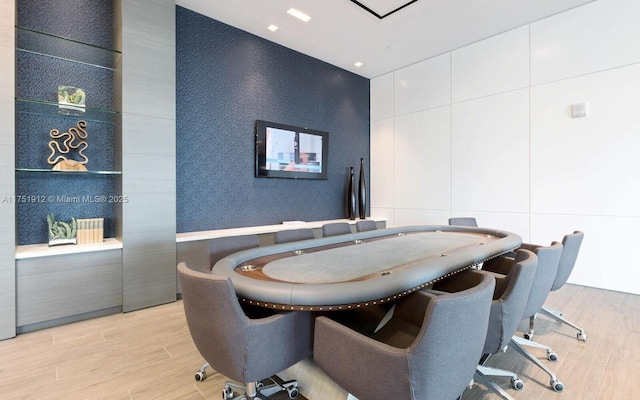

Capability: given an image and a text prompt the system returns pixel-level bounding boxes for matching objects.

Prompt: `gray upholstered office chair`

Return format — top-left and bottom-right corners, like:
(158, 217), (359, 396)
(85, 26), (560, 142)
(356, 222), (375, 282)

(274, 228), (315, 244)
(321, 222), (352, 237)
(355, 220), (377, 232)
(209, 234), (260, 270)
(536, 231), (586, 341)
(192, 234), (261, 384)
(178, 263), (313, 399)
(448, 217), (478, 227)
(483, 241), (565, 392)
(431, 250), (537, 400)
(313, 269), (495, 400)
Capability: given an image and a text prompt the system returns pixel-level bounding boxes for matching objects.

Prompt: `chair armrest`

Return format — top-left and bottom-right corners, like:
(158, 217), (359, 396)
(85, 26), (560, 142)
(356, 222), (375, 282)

(248, 310), (313, 375)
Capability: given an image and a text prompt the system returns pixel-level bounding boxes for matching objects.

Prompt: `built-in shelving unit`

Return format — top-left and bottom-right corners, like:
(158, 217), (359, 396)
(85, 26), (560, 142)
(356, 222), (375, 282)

(13, 0), (124, 333)
(15, 20), (121, 247)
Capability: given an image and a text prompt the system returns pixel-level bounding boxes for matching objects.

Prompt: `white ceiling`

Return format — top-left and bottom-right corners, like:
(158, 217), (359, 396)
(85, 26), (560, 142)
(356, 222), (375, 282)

(175, 0), (596, 79)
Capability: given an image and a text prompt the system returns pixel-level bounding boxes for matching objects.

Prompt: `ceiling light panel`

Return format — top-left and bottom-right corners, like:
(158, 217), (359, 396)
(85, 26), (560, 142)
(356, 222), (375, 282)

(287, 8), (311, 22)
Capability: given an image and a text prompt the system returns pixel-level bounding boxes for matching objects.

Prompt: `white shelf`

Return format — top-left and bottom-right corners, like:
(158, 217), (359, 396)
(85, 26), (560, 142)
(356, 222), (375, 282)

(176, 218), (385, 243)
(15, 238), (123, 260)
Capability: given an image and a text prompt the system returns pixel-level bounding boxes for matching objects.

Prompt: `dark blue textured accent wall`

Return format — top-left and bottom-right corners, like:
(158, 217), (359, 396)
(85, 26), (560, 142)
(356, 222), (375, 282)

(176, 7), (370, 233)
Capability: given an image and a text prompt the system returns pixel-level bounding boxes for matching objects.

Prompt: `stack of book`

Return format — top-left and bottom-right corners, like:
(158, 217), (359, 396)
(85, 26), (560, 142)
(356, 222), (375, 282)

(76, 218), (104, 244)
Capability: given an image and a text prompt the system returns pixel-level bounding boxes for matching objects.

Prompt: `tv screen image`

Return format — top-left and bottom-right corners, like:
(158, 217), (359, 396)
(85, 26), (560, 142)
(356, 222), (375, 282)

(256, 120), (328, 180)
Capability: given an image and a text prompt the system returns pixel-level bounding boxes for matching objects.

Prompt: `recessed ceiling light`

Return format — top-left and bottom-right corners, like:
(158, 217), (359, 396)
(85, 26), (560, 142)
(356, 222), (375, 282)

(287, 8), (311, 22)
(354, 62), (363, 67)
(268, 25), (278, 32)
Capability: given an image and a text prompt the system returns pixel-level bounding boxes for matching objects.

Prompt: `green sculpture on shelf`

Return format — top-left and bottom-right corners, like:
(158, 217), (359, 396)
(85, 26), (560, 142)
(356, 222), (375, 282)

(47, 214), (77, 246)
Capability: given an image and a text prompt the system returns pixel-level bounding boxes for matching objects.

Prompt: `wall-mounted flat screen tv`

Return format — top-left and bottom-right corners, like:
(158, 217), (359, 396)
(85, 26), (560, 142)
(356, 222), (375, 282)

(255, 120), (329, 180)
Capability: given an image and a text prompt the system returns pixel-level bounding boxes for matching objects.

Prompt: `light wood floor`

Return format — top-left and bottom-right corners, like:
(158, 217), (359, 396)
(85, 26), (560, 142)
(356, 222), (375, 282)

(0, 283), (637, 400)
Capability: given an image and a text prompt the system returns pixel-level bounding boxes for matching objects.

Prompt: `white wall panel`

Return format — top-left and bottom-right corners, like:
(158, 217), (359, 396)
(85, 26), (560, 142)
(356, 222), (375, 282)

(370, 207), (395, 228)
(370, 118), (394, 208)
(394, 106), (450, 210)
(532, 213), (640, 295)
(451, 89), (530, 212)
(370, 73), (394, 122)
(394, 209), (451, 227)
(452, 26), (529, 102)
(530, 64), (640, 216)
(393, 54), (450, 116)
(370, 0), (639, 294)
(530, 0), (640, 85)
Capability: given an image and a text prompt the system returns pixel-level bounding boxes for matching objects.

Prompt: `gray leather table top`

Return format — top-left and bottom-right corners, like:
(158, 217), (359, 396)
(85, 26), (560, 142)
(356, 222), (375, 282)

(211, 225), (521, 310)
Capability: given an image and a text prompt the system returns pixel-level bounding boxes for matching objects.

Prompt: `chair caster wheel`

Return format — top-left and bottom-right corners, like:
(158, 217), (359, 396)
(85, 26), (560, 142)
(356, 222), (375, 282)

(222, 386), (234, 399)
(195, 371), (206, 382)
(511, 377), (524, 391)
(551, 379), (564, 392)
(578, 332), (587, 342)
(281, 380), (299, 399)
(547, 351), (558, 362)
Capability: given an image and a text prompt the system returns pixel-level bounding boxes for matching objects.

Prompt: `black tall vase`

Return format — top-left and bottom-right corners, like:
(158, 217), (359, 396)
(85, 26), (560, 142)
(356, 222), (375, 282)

(358, 158), (367, 219)
(347, 167), (356, 220)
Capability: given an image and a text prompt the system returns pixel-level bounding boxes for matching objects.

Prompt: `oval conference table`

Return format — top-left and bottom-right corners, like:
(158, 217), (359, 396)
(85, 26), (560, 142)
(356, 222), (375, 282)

(211, 225), (521, 311)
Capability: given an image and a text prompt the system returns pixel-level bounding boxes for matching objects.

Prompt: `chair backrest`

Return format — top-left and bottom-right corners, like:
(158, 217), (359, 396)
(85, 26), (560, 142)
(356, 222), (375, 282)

(178, 263), (251, 381)
(209, 234), (260, 270)
(484, 249), (537, 354)
(551, 231), (584, 291)
(274, 228), (315, 244)
(355, 220), (377, 232)
(521, 242), (563, 319)
(321, 222), (352, 237)
(410, 269), (494, 400)
(448, 217), (478, 227)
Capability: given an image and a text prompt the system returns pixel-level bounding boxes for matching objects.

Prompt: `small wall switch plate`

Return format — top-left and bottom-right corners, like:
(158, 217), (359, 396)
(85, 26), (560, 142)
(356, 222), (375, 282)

(572, 102), (588, 118)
